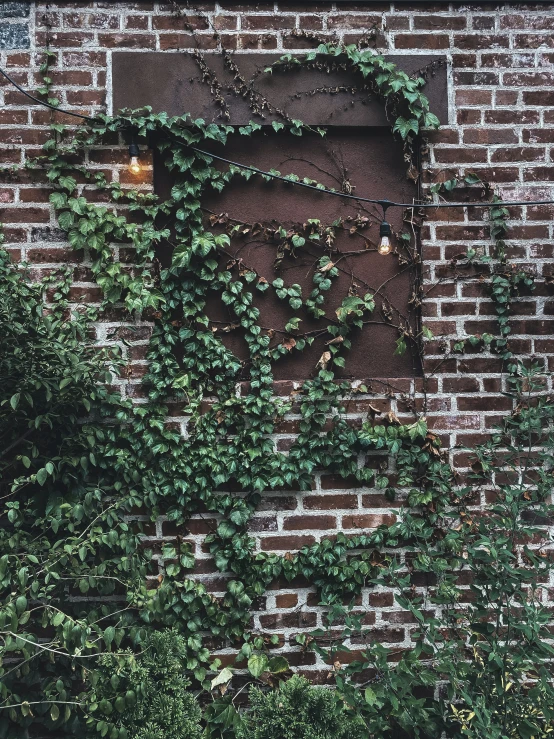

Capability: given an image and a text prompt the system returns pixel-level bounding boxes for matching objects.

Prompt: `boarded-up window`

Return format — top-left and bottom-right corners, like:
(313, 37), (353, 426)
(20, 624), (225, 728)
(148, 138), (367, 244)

(113, 52), (448, 380)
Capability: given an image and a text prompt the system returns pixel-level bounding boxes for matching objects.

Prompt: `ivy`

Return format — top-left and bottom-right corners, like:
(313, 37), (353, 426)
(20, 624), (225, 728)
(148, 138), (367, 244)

(0, 43), (547, 738)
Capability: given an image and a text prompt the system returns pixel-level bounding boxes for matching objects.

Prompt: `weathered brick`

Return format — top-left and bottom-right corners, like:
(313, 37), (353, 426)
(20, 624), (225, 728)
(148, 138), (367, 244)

(413, 14), (466, 31)
(304, 494), (358, 510)
(0, 3), (29, 18)
(261, 535), (316, 551)
(283, 515), (336, 530)
(0, 21), (29, 48)
(394, 33), (449, 50)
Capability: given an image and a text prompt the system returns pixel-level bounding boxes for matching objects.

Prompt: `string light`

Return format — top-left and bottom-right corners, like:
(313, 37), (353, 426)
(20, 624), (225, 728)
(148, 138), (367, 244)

(378, 219), (392, 255)
(376, 200), (393, 255)
(128, 137), (141, 175)
(1, 66), (554, 214)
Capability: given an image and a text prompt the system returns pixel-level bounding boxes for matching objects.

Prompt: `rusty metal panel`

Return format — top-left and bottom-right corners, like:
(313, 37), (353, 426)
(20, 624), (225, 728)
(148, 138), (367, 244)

(112, 51), (448, 126)
(153, 128), (422, 380)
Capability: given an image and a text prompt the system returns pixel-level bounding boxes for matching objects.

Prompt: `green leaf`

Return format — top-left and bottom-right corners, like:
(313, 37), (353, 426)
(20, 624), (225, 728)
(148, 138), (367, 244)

(36, 468), (48, 486)
(211, 666), (233, 690)
(365, 687), (377, 706)
(268, 655), (289, 674)
(247, 653), (269, 678)
(52, 611), (65, 627)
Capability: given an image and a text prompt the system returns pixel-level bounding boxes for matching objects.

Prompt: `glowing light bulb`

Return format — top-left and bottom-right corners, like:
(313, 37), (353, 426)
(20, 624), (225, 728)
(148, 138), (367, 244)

(378, 235), (392, 255)
(378, 219), (392, 255)
(128, 155), (141, 175)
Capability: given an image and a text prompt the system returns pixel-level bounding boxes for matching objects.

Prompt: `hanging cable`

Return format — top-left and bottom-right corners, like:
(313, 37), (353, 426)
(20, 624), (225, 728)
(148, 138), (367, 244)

(2, 65), (554, 211)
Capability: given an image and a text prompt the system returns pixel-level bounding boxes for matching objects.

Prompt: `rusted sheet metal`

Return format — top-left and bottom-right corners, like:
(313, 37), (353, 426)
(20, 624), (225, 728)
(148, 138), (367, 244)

(154, 128), (422, 380)
(112, 51), (448, 126)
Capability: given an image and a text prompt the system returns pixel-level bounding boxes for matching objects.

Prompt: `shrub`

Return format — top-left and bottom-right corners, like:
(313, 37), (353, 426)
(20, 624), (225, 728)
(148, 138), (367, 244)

(86, 630), (203, 739)
(237, 675), (366, 739)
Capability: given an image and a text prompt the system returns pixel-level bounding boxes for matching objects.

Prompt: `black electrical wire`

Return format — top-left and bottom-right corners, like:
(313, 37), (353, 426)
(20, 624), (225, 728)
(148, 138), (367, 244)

(186, 145), (554, 211)
(0, 67), (97, 121)
(2, 65), (554, 212)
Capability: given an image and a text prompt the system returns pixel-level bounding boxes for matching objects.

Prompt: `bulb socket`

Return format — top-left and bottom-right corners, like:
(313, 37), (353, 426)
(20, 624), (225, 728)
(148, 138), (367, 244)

(128, 141), (140, 158)
(379, 220), (392, 238)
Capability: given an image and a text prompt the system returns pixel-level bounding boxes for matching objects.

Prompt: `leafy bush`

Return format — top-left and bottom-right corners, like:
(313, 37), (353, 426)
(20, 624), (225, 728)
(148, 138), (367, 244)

(237, 675), (366, 739)
(86, 630), (203, 739)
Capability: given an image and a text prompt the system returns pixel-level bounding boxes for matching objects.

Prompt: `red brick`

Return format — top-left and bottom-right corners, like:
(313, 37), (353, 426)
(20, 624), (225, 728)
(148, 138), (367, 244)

(0, 207), (50, 223)
(124, 15), (149, 30)
(523, 90), (554, 106)
(504, 71), (554, 86)
(455, 34), (509, 50)
(0, 110), (28, 125)
(261, 535), (316, 551)
(304, 494), (358, 510)
(327, 14), (382, 29)
(463, 128), (518, 145)
(434, 147), (488, 164)
(457, 396), (512, 412)
(159, 32), (218, 50)
(394, 34), (449, 50)
(26, 247), (81, 263)
(259, 612), (317, 629)
(0, 189), (15, 204)
(513, 34), (554, 49)
(97, 33), (156, 48)
(283, 515), (336, 530)
(242, 15), (296, 30)
(485, 110), (540, 125)
(413, 15), (466, 30)
(456, 71), (499, 85)
(456, 90), (492, 107)
(443, 377), (479, 393)
(275, 593), (298, 608)
(368, 592), (394, 607)
(491, 147), (545, 163)
(342, 514), (396, 529)
(153, 15), (209, 31)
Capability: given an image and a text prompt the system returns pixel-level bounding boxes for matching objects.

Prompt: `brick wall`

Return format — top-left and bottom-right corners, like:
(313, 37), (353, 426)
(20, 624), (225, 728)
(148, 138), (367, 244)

(1, 1), (554, 676)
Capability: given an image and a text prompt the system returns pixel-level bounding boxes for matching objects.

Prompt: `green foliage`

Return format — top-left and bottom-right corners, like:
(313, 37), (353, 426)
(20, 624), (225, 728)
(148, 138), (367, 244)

(86, 630), (203, 739)
(305, 363), (554, 738)
(237, 675), (366, 739)
(1, 40), (550, 739)
(0, 47), (443, 735)
(267, 44), (440, 172)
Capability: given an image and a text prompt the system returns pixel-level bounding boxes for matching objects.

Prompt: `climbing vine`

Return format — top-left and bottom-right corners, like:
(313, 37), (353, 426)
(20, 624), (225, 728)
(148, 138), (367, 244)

(0, 42), (548, 739)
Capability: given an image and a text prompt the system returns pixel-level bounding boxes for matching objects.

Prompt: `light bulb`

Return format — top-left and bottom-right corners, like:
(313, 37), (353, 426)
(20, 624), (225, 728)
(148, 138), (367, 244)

(128, 155), (141, 175)
(378, 235), (392, 255)
(378, 219), (392, 255)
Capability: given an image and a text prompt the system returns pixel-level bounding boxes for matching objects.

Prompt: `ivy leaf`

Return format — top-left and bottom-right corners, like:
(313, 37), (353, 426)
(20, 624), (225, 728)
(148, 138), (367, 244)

(248, 653), (269, 678)
(268, 655), (289, 674)
(394, 337), (407, 356)
(408, 418), (427, 441)
(421, 326), (434, 339)
(211, 666), (233, 691)
(393, 117), (419, 139)
(424, 112), (440, 128)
